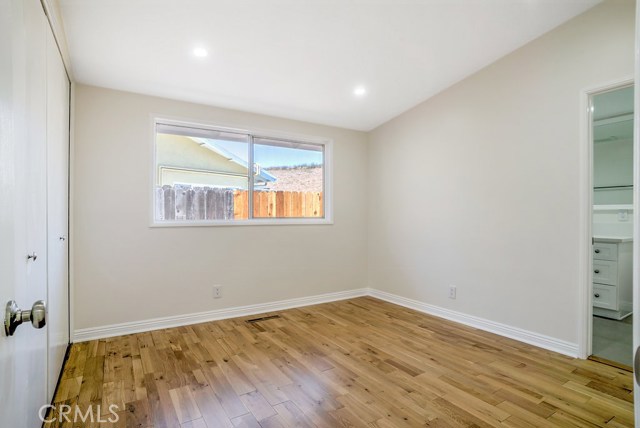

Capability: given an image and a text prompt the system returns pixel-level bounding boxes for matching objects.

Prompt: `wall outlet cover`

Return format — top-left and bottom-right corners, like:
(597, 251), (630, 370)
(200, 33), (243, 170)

(448, 286), (456, 299)
(213, 286), (223, 299)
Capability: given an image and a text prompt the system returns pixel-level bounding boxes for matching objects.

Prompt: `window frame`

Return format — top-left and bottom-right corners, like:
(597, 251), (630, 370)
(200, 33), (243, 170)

(150, 116), (333, 227)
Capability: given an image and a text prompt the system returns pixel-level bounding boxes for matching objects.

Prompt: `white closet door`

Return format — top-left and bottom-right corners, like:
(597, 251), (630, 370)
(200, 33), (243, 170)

(22, 0), (50, 418)
(0, 0), (49, 426)
(46, 25), (70, 400)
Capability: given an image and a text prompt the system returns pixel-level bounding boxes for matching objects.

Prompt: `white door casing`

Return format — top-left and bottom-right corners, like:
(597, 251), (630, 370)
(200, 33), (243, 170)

(633, 1), (640, 423)
(579, 78), (633, 361)
(46, 23), (71, 400)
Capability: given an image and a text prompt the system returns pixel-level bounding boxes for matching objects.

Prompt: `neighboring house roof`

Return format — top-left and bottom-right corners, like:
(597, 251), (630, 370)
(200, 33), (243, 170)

(190, 137), (276, 183)
(263, 167), (323, 193)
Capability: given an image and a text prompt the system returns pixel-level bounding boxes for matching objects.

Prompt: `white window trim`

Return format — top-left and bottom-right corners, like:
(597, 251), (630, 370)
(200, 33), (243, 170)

(150, 116), (333, 227)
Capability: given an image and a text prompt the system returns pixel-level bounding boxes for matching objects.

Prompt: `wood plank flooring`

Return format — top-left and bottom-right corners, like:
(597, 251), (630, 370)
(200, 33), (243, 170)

(46, 297), (634, 427)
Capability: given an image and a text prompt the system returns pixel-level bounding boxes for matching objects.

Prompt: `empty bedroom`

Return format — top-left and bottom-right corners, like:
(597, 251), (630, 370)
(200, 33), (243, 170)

(1, 0), (639, 426)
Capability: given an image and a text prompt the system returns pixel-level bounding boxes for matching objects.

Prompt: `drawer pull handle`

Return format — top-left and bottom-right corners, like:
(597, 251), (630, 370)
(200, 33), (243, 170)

(594, 293), (600, 298)
(595, 249), (601, 253)
(594, 269), (600, 274)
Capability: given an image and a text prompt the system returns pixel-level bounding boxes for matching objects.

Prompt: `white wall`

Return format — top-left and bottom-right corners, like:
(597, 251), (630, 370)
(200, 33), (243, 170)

(73, 85), (368, 331)
(367, 0), (635, 345)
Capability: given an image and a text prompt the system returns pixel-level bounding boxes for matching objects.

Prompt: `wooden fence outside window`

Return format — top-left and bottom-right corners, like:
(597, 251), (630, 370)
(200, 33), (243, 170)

(155, 185), (323, 220)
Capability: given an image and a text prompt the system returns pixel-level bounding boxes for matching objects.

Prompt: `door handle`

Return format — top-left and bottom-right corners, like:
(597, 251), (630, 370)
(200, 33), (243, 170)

(635, 346), (640, 385)
(4, 300), (46, 336)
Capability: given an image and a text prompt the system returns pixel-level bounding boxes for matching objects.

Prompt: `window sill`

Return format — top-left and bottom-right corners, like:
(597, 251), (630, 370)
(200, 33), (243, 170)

(149, 218), (333, 228)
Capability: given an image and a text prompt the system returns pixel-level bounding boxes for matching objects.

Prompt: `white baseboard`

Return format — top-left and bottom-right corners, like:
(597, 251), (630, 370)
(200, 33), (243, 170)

(73, 287), (579, 358)
(73, 288), (368, 342)
(367, 289), (579, 358)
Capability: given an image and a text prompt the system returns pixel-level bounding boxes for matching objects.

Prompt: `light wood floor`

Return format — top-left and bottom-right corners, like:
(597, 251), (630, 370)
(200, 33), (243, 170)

(47, 297), (634, 427)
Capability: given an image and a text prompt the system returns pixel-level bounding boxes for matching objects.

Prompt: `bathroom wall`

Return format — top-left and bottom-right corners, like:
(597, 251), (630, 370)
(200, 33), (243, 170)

(594, 138), (633, 204)
(593, 206), (634, 237)
(593, 85), (634, 205)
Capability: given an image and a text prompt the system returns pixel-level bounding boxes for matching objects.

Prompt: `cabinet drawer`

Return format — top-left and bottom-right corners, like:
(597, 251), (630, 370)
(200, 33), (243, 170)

(593, 284), (617, 310)
(593, 242), (617, 261)
(593, 260), (618, 285)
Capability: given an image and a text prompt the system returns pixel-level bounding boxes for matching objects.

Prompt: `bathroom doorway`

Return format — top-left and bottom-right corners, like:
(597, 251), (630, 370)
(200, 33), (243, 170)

(589, 83), (634, 369)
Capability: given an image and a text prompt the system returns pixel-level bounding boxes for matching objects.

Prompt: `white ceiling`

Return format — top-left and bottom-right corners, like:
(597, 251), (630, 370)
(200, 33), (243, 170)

(59, 0), (601, 131)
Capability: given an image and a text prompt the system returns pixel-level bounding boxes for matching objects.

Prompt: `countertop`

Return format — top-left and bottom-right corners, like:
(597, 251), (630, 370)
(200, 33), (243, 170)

(593, 235), (633, 243)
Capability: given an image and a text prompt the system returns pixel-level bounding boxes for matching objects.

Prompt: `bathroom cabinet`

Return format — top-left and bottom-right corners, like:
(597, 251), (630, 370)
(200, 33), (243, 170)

(592, 239), (632, 320)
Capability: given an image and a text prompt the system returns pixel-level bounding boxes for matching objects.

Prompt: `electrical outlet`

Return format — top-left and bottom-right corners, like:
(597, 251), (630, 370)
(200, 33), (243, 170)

(213, 286), (223, 299)
(448, 286), (456, 299)
(618, 210), (629, 221)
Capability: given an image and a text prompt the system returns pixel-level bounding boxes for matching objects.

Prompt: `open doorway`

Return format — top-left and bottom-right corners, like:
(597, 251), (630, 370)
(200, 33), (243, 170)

(589, 83), (634, 369)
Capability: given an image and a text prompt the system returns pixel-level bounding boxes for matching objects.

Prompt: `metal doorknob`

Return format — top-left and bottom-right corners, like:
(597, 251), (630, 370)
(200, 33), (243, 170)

(4, 300), (46, 336)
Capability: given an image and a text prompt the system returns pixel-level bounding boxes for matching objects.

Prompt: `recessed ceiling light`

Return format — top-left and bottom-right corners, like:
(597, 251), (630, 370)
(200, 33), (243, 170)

(193, 47), (208, 58)
(353, 86), (367, 97)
